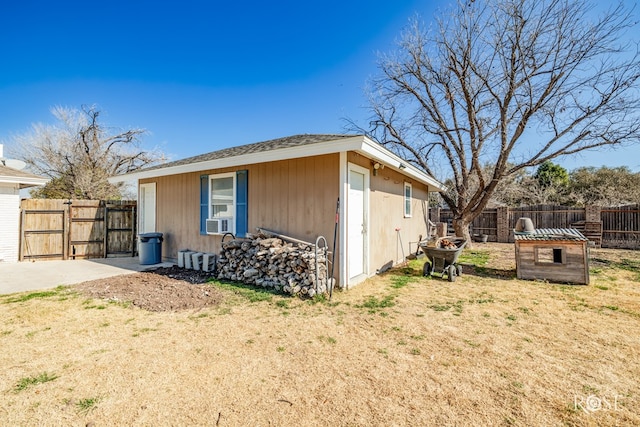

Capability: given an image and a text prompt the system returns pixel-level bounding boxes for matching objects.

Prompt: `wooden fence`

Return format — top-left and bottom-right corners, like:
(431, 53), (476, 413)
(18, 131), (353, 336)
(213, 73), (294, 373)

(432, 208), (500, 238)
(508, 205), (586, 230)
(601, 205), (640, 249)
(19, 199), (137, 260)
(432, 204), (640, 249)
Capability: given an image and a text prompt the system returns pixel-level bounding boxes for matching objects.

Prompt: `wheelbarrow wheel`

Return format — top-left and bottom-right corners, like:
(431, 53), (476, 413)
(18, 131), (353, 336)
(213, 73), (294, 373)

(422, 261), (432, 277)
(456, 264), (463, 276)
(448, 265), (456, 282)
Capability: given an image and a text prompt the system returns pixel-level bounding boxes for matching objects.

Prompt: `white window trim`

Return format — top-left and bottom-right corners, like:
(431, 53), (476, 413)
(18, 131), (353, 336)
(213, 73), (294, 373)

(209, 172), (236, 234)
(404, 182), (412, 218)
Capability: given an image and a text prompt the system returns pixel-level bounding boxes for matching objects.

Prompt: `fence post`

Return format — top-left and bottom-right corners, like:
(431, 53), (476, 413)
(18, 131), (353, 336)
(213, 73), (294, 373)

(103, 204), (109, 258)
(19, 208), (25, 261)
(436, 222), (448, 237)
(497, 206), (510, 243)
(586, 205), (601, 223)
(64, 201), (71, 260)
(429, 207), (440, 224)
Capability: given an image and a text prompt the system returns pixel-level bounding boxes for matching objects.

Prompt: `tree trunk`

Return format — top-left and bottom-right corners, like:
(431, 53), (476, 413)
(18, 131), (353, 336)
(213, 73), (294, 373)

(452, 218), (473, 248)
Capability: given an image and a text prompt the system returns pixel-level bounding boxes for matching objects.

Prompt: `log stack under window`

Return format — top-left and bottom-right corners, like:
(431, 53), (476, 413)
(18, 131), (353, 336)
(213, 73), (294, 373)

(216, 232), (330, 297)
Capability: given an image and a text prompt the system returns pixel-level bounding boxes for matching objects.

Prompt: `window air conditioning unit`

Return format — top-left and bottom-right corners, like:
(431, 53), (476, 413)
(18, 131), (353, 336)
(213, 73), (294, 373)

(206, 218), (232, 235)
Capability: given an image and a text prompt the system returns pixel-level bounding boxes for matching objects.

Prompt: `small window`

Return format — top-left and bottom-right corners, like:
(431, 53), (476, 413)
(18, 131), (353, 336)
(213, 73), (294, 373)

(535, 247), (565, 264)
(209, 173), (236, 234)
(404, 182), (412, 217)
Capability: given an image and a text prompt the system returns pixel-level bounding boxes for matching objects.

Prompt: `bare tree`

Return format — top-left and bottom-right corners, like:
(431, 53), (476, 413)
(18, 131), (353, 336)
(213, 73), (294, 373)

(8, 106), (163, 199)
(443, 161), (532, 207)
(359, 0), (640, 242)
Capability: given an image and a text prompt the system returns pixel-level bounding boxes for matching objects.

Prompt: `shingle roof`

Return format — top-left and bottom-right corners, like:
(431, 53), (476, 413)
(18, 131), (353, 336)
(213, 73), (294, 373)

(108, 133), (447, 191)
(142, 134), (359, 173)
(514, 228), (588, 241)
(1, 164), (41, 179)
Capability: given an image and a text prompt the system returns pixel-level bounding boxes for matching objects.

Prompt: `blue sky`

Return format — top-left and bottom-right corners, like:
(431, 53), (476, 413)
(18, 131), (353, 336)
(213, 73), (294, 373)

(1, 0), (638, 175)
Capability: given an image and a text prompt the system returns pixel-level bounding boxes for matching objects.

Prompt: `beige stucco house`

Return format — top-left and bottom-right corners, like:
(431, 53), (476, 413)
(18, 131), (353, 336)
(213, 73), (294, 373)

(109, 134), (445, 288)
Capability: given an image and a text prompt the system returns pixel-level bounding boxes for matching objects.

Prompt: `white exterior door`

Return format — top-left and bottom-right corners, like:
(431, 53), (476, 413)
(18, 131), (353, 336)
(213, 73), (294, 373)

(347, 164), (369, 281)
(139, 183), (156, 234)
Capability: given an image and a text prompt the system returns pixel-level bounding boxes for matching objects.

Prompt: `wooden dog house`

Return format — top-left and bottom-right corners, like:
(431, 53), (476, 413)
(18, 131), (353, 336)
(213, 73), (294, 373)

(514, 228), (589, 285)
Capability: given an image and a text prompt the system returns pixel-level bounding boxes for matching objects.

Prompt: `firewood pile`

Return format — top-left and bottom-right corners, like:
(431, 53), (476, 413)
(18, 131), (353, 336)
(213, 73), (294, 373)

(216, 232), (330, 297)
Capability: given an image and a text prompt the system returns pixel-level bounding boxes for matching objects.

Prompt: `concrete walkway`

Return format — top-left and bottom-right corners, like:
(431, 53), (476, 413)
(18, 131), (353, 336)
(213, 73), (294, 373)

(0, 257), (175, 295)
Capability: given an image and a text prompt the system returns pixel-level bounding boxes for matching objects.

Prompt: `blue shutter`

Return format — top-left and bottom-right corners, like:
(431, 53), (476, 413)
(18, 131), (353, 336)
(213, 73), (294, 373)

(236, 170), (248, 237)
(200, 175), (209, 235)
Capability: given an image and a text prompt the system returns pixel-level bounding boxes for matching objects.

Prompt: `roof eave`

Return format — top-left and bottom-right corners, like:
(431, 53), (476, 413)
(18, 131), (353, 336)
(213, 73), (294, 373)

(357, 136), (447, 191)
(108, 135), (446, 191)
(0, 176), (49, 188)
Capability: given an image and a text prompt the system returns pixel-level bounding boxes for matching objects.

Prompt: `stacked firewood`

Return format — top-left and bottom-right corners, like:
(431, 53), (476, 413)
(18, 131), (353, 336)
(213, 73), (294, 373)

(216, 232), (330, 297)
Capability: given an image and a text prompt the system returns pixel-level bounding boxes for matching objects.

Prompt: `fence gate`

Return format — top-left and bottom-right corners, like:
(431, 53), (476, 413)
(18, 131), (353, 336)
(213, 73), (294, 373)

(19, 199), (137, 261)
(20, 203), (66, 260)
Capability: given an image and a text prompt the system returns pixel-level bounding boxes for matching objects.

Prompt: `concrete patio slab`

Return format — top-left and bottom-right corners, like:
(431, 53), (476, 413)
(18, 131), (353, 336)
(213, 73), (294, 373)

(0, 257), (175, 295)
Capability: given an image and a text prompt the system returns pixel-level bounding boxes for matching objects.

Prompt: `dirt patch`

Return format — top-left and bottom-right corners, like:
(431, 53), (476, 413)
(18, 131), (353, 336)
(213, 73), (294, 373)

(74, 266), (222, 312)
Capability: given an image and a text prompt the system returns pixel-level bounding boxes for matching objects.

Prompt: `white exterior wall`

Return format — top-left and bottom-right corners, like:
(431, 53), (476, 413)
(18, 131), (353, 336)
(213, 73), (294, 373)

(0, 184), (20, 263)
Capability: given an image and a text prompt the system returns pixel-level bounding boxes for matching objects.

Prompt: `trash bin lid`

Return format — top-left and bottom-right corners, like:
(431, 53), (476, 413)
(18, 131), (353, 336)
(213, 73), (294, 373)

(139, 232), (163, 242)
(139, 232), (163, 238)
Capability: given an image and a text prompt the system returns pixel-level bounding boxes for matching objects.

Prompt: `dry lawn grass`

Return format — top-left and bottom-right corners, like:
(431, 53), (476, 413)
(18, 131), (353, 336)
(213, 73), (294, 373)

(1, 243), (639, 426)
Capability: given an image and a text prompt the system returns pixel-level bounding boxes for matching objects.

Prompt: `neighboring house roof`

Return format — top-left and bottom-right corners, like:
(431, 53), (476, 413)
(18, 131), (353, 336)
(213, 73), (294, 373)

(109, 134), (446, 191)
(0, 164), (48, 188)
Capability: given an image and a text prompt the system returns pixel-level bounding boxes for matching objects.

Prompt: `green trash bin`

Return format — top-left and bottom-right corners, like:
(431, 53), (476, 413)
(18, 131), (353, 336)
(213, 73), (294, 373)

(139, 232), (163, 265)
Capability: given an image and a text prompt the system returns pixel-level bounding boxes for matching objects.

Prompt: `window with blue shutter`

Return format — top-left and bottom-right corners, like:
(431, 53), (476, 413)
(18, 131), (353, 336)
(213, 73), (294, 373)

(201, 170), (248, 236)
(200, 175), (209, 235)
(236, 170), (248, 237)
